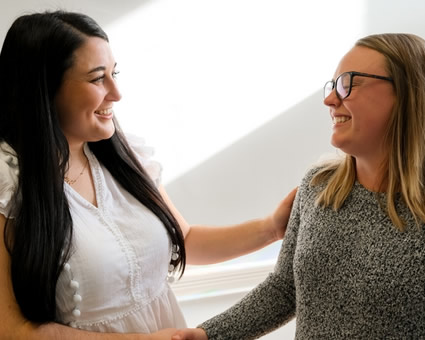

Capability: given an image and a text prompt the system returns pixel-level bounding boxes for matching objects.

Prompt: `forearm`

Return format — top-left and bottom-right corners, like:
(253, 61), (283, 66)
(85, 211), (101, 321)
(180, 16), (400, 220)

(185, 216), (277, 265)
(200, 271), (295, 340)
(11, 322), (149, 340)
(161, 185), (296, 265)
(198, 216), (300, 340)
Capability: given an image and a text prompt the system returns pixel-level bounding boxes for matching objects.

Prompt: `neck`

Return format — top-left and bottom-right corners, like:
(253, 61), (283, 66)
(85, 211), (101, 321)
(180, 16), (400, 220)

(355, 157), (387, 192)
(68, 141), (86, 164)
(66, 142), (88, 178)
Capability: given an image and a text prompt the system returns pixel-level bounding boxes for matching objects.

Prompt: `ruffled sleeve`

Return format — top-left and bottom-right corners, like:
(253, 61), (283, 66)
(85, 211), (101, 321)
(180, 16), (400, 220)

(126, 134), (162, 187)
(0, 142), (19, 218)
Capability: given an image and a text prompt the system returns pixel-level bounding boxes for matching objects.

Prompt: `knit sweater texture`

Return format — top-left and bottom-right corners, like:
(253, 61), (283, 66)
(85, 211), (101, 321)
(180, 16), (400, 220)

(200, 167), (425, 339)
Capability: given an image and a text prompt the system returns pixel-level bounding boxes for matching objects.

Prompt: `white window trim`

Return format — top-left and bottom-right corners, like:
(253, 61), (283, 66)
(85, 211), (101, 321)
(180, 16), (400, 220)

(171, 259), (276, 302)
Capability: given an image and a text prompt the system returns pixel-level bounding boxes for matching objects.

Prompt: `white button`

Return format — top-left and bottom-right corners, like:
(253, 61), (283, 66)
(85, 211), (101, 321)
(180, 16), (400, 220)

(64, 263), (71, 272)
(72, 309), (81, 317)
(70, 280), (79, 289)
(73, 294), (82, 303)
(69, 321), (77, 328)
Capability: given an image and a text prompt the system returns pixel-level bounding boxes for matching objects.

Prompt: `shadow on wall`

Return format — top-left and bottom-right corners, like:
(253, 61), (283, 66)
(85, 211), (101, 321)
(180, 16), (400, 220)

(165, 90), (335, 227)
(0, 0), (151, 43)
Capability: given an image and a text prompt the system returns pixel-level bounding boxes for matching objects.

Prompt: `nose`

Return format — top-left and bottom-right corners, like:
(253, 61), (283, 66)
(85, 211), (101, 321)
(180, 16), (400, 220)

(106, 78), (122, 102)
(323, 88), (340, 107)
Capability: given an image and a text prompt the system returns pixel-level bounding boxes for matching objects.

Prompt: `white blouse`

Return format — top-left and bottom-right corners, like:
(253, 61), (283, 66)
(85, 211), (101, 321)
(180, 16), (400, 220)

(0, 136), (186, 333)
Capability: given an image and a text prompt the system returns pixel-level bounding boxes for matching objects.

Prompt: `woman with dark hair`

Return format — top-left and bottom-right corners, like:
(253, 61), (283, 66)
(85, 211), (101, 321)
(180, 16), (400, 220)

(0, 10), (296, 339)
(173, 33), (425, 340)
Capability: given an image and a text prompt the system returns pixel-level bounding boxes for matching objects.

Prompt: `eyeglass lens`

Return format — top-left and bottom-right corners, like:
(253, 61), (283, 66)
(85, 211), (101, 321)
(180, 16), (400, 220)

(323, 72), (351, 99)
(336, 73), (350, 99)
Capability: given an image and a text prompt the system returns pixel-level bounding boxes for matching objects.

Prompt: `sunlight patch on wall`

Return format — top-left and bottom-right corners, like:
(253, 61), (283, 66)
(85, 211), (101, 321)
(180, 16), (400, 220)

(106, 0), (366, 184)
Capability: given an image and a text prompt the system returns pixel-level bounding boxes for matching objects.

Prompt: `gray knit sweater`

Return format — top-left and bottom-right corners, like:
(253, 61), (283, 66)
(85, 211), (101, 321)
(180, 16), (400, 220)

(200, 167), (425, 339)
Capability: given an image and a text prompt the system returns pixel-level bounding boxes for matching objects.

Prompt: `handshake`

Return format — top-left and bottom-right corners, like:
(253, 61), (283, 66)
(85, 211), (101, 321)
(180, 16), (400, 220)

(149, 328), (207, 340)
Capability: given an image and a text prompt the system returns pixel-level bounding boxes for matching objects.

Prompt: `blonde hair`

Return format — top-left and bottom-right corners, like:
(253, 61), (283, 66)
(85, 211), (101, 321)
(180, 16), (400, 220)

(313, 33), (425, 230)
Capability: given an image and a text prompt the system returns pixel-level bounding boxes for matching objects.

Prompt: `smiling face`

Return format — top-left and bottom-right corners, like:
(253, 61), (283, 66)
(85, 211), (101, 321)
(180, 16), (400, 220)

(55, 36), (121, 147)
(323, 46), (395, 166)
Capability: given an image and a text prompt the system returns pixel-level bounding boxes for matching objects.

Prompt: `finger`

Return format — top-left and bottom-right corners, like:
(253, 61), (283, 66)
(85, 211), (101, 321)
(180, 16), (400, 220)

(283, 186), (298, 205)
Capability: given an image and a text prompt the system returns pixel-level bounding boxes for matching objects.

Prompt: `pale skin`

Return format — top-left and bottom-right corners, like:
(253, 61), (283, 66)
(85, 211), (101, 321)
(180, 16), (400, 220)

(325, 45), (395, 192)
(171, 46), (396, 340)
(0, 36), (297, 339)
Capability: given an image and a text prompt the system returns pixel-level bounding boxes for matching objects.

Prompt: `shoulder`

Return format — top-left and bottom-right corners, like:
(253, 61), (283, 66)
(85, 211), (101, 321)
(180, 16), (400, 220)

(125, 134), (162, 187)
(0, 142), (19, 217)
(295, 160), (340, 206)
(303, 154), (344, 188)
(299, 164), (326, 190)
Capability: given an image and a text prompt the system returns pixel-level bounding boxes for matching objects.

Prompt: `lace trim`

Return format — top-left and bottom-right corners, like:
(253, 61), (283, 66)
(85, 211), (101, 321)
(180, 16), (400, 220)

(0, 142), (19, 217)
(84, 144), (143, 301)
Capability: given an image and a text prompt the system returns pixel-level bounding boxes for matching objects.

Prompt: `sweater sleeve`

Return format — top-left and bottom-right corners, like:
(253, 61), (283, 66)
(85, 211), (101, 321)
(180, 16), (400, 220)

(198, 186), (302, 340)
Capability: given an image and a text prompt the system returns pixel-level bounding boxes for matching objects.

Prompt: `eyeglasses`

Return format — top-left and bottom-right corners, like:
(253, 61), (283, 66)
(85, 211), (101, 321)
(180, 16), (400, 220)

(323, 71), (393, 100)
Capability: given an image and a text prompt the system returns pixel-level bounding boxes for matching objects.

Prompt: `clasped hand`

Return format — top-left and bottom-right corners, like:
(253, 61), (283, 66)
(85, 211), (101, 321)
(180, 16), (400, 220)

(171, 328), (208, 340)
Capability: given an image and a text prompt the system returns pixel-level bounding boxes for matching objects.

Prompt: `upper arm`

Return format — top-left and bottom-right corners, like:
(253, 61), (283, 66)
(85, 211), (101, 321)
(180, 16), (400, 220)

(159, 186), (191, 238)
(0, 213), (29, 337)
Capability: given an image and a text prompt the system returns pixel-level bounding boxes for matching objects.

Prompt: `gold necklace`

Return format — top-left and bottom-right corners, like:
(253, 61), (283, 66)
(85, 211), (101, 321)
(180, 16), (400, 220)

(64, 158), (89, 185)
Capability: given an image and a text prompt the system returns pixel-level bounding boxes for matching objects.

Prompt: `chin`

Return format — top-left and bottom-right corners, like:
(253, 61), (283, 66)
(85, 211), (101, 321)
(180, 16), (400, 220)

(330, 135), (349, 150)
(92, 129), (115, 142)
(103, 123), (116, 139)
(330, 138), (341, 149)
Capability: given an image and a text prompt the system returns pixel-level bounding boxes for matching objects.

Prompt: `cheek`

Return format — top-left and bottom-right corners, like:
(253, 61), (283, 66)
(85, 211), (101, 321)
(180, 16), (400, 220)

(64, 92), (103, 122)
(358, 99), (394, 141)
(355, 89), (394, 124)
(373, 95), (395, 132)
(372, 85), (395, 115)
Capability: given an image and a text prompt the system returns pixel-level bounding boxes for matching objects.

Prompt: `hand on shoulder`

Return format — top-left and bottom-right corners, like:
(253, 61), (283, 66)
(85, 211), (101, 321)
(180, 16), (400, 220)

(268, 187), (298, 240)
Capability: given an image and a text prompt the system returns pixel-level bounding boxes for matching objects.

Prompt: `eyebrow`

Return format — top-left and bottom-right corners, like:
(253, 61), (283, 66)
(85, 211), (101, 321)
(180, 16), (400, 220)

(88, 62), (118, 74)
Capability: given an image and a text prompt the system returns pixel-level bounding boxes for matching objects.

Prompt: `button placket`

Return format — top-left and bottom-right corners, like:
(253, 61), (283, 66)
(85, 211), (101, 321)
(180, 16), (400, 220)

(64, 262), (83, 328)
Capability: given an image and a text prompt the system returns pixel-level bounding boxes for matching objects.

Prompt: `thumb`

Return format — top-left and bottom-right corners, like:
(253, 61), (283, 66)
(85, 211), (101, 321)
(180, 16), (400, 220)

(171, 331), (184, 340)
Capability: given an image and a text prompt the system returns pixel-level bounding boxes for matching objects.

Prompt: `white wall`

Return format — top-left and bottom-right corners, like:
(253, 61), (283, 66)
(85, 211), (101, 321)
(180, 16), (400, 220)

(2, 1), (425, 339)
(107, 0), (365, 184)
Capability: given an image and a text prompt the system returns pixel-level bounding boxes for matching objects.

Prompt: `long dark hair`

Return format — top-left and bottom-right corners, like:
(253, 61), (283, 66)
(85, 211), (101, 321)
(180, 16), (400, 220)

(0, 10), (185, 323)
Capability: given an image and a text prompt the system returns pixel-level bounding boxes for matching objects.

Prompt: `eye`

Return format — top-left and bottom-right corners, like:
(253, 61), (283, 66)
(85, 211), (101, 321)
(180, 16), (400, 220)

(112, 70), (120, 79)
(90, 74), (105, 83)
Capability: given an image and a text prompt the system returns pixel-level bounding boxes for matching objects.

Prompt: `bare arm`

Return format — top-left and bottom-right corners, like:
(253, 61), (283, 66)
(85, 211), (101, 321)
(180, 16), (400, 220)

(0, 213), (176, 340)
(160, 186), (297, 265)
(17, 324), (178, 340)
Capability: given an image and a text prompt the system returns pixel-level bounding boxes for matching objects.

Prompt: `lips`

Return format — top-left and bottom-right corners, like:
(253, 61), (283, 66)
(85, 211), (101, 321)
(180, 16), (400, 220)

(333, 116), (351, 124)
(95, 108), (113, 115)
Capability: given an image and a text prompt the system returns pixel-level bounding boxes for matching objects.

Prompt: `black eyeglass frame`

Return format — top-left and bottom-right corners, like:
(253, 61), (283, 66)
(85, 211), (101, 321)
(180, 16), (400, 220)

(323, 71), (393, 100)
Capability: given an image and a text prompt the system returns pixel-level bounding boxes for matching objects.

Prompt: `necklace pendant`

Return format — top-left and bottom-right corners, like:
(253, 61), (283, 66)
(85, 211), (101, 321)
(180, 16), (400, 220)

(64, 158), (89, 185)
(64, 176), (77, 185)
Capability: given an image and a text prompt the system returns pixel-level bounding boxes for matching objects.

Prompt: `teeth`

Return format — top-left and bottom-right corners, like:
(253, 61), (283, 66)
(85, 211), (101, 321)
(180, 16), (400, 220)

(333, 116), (350, 124)
(96, 108), (113, 115)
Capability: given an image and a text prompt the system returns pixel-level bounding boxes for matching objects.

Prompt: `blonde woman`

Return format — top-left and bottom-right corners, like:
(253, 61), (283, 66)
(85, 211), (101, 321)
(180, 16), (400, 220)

(173, 33), (425, 339)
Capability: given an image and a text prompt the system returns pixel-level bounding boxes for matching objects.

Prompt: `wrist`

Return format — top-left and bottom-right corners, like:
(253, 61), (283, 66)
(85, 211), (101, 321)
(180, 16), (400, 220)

(261, 215), (280, 243)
